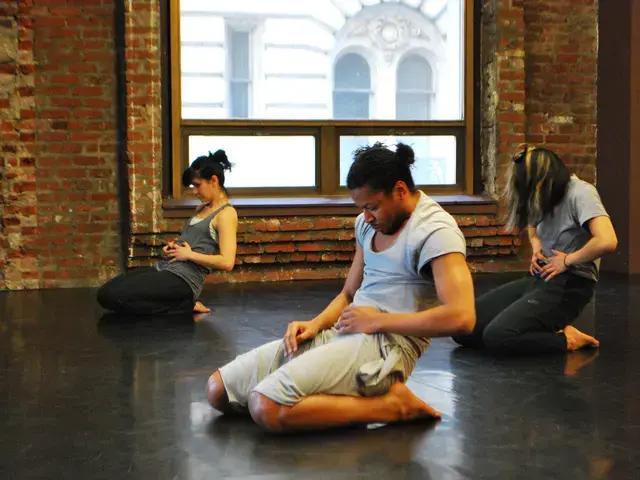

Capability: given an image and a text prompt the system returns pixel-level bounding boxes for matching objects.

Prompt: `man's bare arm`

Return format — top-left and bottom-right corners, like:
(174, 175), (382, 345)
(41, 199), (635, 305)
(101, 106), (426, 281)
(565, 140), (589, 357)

(373, 252), (476, 337)
(309, 242), (365, 332)
(282, 243), (365, 354)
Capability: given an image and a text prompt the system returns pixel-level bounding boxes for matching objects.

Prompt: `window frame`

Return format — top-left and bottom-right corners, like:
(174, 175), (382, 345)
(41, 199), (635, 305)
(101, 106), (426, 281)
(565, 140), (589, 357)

(168, 0), (477, 202)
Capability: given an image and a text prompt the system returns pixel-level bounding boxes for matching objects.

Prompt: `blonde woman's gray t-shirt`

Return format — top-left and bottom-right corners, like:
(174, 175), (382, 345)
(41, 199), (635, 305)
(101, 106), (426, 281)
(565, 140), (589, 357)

(534, 176), (609, 281)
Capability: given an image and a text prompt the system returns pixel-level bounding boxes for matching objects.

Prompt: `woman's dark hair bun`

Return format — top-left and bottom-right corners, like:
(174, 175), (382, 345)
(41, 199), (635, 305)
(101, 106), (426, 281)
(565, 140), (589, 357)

(211, 149), (232, 172)
(181, 149), (233, 189)
(395, 143), (415, 166)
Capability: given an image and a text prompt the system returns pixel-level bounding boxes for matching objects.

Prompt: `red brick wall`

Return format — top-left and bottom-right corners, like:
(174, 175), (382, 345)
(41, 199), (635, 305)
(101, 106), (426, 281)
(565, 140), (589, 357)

(0, 1), (119, 290)
(128, 214), (523, 282)
(523, 0), (598, 183)
(0, 0), (600, 289)
(486, 0), (598, 186)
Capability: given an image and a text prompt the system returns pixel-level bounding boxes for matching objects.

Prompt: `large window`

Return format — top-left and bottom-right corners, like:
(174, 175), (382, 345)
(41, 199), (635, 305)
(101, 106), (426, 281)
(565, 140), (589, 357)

(170, 0), (474, 199)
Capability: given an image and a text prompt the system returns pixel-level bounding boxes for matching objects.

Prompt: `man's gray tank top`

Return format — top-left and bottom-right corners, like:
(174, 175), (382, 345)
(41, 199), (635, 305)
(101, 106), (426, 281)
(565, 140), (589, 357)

(154, 203), (230, 300)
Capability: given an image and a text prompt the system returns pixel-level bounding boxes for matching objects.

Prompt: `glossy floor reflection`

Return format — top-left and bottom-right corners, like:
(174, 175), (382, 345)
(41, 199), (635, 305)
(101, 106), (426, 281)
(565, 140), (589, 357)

(1, 273), (640, 479)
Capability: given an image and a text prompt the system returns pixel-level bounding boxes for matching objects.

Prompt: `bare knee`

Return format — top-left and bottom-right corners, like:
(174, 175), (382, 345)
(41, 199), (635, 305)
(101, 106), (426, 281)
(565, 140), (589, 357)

(248, 391), (287, 432)
(206, 371), (233, 413)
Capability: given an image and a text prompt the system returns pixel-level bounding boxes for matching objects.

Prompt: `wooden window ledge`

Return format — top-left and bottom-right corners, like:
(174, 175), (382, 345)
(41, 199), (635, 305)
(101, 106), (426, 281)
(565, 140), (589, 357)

(162, 195), (498, 218)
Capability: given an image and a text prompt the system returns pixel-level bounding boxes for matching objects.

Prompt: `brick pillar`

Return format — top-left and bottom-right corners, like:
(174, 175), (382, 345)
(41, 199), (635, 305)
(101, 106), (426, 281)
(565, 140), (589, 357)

(124, 0), (164, 236)
(0, 2), (37, 289)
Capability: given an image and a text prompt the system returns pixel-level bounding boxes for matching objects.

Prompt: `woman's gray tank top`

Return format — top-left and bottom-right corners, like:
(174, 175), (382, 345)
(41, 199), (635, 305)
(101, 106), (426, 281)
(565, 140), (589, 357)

(155, 203), (230, 300)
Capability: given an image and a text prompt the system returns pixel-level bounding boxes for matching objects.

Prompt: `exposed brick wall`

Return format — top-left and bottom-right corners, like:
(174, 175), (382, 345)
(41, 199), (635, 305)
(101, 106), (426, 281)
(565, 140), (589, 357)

(128, 213), (524, 282)
(485, 0), (598, 188)
(124, 0), (164, 235)
(0, 1), (119, 290)
(0, 2), (34, 290)
(523, 0), (598, 183)
(0, 0), (600, 290)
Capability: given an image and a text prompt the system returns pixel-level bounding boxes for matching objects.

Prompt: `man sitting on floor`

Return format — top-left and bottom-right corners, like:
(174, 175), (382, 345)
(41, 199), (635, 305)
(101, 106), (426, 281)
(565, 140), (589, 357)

(205, 142), (476, 432)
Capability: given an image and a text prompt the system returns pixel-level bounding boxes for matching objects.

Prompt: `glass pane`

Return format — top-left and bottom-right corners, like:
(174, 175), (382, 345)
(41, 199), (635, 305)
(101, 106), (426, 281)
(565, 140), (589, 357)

(339, 135), (457, 186)
(188, 135), (316, 188)
(230, 82), (249, 118)
(181, 77), (225, 105)
(230, 30), (250, 80)
(333, 91), (370, 119)
(397, 55), (433, 90)
(180, 0), (464, 120)
(182, 107), (226, 120)
(334, 53), (370, 90)
(396, 93), (431, 120)
(181, 46), (225, 74)
(180, 16), (225, 43)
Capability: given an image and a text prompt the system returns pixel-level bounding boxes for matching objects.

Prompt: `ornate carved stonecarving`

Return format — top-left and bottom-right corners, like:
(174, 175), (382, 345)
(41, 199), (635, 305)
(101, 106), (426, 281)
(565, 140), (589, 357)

(346, 15), (431, 51)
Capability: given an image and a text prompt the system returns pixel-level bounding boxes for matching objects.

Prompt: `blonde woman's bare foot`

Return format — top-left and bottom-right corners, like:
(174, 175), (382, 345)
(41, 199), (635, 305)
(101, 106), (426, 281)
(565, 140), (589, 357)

(564, 325), (599, 351)
(193, 313), (208, 323)
(193, 301), (211, 314)
(564, 349), (599, 376)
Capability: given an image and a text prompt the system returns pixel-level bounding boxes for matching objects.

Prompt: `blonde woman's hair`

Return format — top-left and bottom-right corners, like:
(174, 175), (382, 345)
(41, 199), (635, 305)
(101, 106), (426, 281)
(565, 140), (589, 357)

(504, 145), (571, 232)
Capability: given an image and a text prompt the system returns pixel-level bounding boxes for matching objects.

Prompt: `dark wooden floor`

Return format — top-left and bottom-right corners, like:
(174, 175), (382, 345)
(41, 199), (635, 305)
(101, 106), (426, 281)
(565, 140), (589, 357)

(1, 273), (639, 479)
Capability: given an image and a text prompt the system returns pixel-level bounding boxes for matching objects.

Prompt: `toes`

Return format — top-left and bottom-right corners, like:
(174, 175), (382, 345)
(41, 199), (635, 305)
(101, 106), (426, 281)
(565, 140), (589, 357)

(422, 403), (442, 419)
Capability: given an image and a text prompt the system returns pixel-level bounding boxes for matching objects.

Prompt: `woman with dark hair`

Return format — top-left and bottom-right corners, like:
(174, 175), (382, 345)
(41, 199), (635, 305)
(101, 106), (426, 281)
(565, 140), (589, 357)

(97, 150), (238, 316)
(453, 145), (618, 354)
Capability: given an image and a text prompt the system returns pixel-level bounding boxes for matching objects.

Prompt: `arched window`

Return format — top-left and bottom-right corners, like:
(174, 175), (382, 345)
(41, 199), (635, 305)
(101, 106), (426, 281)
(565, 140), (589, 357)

(396, 54), (433, 120)
(333, 53), (371, 119)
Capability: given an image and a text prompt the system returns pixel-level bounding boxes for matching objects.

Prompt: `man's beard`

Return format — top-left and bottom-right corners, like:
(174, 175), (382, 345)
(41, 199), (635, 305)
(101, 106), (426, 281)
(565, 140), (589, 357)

(380, 211), (410, 235)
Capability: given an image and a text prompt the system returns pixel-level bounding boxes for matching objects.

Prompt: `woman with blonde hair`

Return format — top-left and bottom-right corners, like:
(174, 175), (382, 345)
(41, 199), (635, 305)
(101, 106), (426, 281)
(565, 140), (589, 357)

(453, 145), (618, 354)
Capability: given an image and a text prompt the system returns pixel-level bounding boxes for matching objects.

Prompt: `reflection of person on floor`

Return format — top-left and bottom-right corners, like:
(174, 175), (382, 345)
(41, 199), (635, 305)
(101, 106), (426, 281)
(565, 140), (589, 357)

(453, 145), (618, 354)
(97, 150), (238, 316)
(206, 142), (476, 432)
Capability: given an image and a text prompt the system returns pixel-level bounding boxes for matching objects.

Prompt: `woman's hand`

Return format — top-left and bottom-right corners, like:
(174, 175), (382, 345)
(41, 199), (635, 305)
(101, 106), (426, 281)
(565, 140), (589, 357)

(530, 250), (548, 276)
(540, 249), (569, 281)
(168, 241), (194, 263)
(162, 239), (178, 257)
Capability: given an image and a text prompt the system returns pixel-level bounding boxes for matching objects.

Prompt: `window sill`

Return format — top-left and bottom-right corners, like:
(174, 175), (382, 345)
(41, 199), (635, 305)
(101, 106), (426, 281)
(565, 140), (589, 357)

(162, 194), (498, 218)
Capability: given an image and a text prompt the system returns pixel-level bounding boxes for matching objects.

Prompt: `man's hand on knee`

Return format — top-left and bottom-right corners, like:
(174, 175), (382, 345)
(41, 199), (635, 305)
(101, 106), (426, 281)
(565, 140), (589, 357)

(283, 320), (319, 356)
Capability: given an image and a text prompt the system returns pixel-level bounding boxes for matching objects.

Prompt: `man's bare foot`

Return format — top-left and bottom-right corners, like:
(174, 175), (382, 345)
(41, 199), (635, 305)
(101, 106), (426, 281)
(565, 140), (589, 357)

(564, 325), (599, 351)
(385, 382), (442, 422)
(193, 301), (211, 314)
